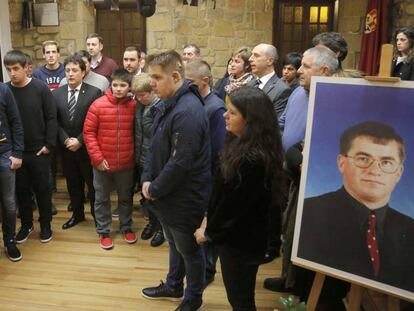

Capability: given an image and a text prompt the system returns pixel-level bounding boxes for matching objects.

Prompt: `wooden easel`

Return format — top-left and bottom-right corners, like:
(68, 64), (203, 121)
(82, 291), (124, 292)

(365, 43), (400, 83)
(306, 272), (401, 311)
(306, 44), (404, 311)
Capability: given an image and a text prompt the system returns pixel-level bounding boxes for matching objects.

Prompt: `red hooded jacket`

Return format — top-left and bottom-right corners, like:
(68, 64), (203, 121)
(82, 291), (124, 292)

(83, 88), (136, 171)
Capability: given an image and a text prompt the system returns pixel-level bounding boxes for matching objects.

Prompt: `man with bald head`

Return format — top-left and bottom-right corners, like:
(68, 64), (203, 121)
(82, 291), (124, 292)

(249, 43), (291, 118)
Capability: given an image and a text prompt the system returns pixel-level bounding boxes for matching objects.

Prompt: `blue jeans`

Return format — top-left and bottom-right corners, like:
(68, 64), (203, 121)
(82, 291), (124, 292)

(0, 151), (17, 244)
(162, 223), (205, 301)
(93, 169), (134, 234)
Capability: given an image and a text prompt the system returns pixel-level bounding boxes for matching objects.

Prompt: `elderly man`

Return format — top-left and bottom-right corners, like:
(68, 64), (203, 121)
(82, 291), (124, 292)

(182, 44), (201, 64)
(299, 121), (414, 293)
(279, 46), (338, 152)
(264, 46), (338, 293)
(249, 43), (291, 118)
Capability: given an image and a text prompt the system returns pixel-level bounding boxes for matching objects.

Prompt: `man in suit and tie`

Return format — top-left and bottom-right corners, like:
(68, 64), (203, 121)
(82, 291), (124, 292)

(54, 55), (102, 229)
(249, 43), (291, 119)
(249, 43), (291, 264)
(299, 121), (414, 293)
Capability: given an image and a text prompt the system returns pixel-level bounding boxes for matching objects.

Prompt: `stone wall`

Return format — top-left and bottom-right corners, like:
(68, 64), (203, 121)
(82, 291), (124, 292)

(8, 0), (95, 65)
(337, 0), (369, 69)
(392, 0), (414, 29)
(146, 0), (274, 79)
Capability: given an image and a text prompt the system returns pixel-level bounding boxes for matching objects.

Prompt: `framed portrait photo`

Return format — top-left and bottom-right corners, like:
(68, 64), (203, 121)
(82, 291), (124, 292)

(292, 76), (414, 302)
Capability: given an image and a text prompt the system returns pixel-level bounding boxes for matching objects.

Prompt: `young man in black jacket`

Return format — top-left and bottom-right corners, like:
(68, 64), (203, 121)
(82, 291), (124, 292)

(141, 50), (211, 311)
(4, 50), (57, 244)
(0, 82), (24, 261)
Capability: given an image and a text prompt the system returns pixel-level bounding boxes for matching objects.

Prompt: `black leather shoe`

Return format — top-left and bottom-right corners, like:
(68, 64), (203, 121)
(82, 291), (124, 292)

(141, 222), (156, 240)
(150, 230), (165, 247)
(263, 248), (279, 264)
(51, 204), (58, 216)
(62, 216), (85, 230)
(142, 281), (183, 301)
(67, 203), (73, 212)
(263, 277), (289, 292)
(175, 299), (203, 311)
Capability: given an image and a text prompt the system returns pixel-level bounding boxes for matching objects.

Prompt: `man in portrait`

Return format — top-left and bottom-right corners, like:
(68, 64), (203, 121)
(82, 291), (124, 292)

(298, 121), (414, 292)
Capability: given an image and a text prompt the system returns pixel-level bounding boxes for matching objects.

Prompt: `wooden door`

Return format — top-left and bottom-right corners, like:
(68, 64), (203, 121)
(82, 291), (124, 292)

(274, 0), (337, 73)
(96, 8), (146, 66)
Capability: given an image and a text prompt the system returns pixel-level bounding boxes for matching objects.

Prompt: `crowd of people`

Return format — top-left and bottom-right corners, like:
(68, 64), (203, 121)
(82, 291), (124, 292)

(0, 25), (413, 311)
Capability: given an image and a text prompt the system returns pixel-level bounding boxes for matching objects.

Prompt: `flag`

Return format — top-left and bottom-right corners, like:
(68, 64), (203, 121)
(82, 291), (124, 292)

(358, 0), (388, 76)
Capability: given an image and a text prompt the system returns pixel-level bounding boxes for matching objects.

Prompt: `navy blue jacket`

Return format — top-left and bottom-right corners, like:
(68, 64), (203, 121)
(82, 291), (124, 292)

(0, 83), (24, 158)
(203, 91), (226, 174)
(142, 81), (211, 232)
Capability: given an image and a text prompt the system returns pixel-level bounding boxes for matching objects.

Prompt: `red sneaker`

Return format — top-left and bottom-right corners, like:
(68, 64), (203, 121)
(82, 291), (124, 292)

(100, 234), (113, 249)
(123, 230), (137, 244)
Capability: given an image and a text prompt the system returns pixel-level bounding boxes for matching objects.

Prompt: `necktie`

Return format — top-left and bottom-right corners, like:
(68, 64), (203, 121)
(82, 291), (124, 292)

(254, 78), (262, 88)
(366, 213), (380, 276)
(68, 89), (77, 121)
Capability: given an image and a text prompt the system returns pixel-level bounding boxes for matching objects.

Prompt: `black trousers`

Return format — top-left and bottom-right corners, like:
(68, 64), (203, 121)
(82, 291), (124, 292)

(61, 147), (95, 219)
(16, 152), (52, 228)
(219, 246), (259, 311)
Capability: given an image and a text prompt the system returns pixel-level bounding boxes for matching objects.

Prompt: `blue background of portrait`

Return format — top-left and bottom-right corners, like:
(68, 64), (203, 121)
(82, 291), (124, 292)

(304, 82), (414, 218)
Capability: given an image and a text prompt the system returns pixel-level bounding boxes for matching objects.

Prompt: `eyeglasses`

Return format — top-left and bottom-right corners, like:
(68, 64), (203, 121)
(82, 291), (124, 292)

(344, 154), (400, 174)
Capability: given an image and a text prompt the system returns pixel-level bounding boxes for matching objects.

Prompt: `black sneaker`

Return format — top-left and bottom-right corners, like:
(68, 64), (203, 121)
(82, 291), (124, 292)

(40, 226), (53, 243)
(263, 277), (289, 292)
(142, 281), (183, 301)
(175, 299), (203, 311)
(141, 222), (156, 240)
(5, 244), (22, 262)
(150, 230), (165, 247)
(16, 225), (34, 244)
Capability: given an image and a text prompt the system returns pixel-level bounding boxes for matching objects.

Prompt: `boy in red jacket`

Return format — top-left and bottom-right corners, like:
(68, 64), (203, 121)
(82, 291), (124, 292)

(83, 69), (137, 249)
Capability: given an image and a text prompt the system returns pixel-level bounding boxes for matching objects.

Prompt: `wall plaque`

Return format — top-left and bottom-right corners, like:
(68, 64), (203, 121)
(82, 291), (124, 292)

(33, 1), (59, 26)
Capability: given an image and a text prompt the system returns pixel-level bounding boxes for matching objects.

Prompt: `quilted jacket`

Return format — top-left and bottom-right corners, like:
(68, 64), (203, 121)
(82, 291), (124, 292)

(83, 88), (136, 171)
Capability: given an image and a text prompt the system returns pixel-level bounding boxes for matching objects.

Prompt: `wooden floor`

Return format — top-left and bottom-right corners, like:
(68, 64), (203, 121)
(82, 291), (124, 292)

(0, 179), (285, 311)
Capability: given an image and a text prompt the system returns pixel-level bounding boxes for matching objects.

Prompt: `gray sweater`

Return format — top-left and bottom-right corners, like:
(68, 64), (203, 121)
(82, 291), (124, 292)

(60, 70), (109, 93)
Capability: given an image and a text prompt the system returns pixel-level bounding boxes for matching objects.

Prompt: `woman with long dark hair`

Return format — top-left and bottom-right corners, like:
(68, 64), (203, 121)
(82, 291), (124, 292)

(195, 86), (284, 310)
(392, 26), (414, 81)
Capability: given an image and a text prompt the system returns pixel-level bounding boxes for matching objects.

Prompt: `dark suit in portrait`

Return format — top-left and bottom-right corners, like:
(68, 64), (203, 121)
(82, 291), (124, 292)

(298, 187), (414, 292)
(54, 83), (102, 222)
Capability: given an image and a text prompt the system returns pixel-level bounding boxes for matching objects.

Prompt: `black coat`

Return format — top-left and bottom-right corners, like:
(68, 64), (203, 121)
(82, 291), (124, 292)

(206, 159), (275, 261)
(391, 58), (414, 81)
(298, 187), (414, 292)
(53, 82), (102, 146)
(142, 81), (211, 232)
(0, 83), (24, 158)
